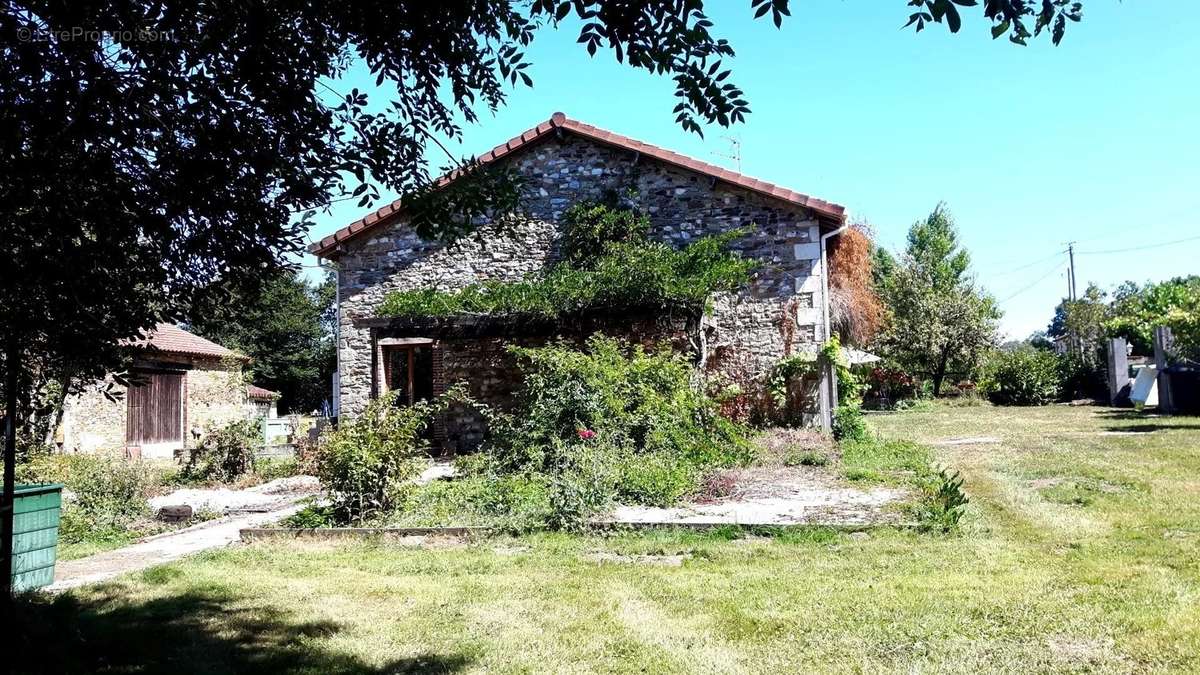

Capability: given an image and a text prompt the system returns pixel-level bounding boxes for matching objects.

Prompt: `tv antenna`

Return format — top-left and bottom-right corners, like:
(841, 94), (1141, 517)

(713, 135), (742, 172)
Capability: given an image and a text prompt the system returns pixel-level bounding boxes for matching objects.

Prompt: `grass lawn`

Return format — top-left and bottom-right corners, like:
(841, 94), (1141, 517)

(19, 404), (1200, 673)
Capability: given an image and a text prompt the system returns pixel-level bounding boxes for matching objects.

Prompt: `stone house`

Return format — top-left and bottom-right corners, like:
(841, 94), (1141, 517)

(59, 324), (251, 459)
(310, 113), (849, 451)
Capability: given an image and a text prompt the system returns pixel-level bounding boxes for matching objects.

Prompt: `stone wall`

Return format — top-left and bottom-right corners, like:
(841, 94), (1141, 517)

(186, 359), (248, 435)
(60, 377), (127, 455)
(335, 132), (828, 422)
(59, 355), (248, 458)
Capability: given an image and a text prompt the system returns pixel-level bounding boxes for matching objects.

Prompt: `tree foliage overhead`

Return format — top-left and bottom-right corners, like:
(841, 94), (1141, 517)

(905, 0), (1083, 45)
(1106, 276), (1200, 361)
(0, 0), (1091, 397)
(0, 0), (788, 421)
(874, 205), (1001, 395)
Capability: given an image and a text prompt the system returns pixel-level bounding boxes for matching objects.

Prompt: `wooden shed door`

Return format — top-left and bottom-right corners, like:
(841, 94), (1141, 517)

(126, 372), (183, 445)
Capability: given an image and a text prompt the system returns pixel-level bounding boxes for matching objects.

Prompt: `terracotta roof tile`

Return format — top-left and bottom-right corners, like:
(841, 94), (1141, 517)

(247, 384), (280, 400)
(129, 323), (247, 361)
(310, 112), (846, 257)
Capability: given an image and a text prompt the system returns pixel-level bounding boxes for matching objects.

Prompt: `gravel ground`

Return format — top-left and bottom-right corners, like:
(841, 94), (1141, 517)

(608, 466), (908, 526)
(148, 475), (320, 514)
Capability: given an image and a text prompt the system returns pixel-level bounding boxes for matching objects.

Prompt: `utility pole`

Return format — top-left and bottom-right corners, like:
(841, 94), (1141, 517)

(1067, 242), (1078, 301)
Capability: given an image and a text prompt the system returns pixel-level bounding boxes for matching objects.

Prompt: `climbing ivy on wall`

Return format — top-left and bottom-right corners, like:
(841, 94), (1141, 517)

(378, 200), (755, 320)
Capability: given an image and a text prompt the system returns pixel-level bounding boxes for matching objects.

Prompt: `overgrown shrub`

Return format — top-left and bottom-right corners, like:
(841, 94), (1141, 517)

(183, 419), (260, 482)
(766, 353), (818, 426)
(559, 193), (649, 264)
(915, 469), (970, 533)
(764, 337), (864, 427)
(616, 450), (700, 507)
(253, 458), (301, 482)
(281, 503), (337, 528)
(437, 335), (755, 529)
(19, 453), (153, 544)
(377, 199), (754, 322)
(981, 347), (1061, 406)
(317, 386), (467, 523)
(389, 473), (554, 531)
(1058, 348), (1107, 400)
(832, 404), (869, 442)
(378, 231), (754, 320)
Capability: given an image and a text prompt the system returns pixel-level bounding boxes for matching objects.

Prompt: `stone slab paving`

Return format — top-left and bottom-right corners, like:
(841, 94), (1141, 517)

(50, 498), (308, 592)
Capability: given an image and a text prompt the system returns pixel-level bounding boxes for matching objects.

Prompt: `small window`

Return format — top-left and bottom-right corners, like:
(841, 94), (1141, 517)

(380, 343), (434, 406)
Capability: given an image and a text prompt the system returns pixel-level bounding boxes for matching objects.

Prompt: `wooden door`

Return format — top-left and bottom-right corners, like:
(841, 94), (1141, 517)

(126, 372), (183, 445)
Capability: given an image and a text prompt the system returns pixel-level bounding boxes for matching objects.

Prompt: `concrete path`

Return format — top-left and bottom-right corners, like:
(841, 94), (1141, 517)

(50, 500), (307, 592)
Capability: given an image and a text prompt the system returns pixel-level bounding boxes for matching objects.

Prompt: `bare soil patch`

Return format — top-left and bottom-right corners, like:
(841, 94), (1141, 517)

(609, 465), (907, 527)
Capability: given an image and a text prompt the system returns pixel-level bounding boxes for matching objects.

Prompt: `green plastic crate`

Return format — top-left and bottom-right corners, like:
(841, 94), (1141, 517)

(9, 483), (63, 591)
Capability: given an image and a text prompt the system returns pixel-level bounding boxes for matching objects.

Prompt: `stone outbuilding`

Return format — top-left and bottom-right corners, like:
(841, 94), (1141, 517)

(59, 324), (251, 459)
(310, 113), (850, 451)
(246, 384), (281, 419)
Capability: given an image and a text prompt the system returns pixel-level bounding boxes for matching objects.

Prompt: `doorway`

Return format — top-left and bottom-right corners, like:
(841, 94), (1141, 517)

(126, 371), (184, 446)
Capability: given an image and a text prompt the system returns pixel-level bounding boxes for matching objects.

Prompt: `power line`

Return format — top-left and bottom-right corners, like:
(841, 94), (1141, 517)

(1076, 233), (1200, 256)
(997, 262), (1067, 305)
(986, 248), (1068, 277)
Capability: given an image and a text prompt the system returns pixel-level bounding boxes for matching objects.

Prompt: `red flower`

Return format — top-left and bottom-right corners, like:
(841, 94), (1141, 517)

(576, 428), (596, 440)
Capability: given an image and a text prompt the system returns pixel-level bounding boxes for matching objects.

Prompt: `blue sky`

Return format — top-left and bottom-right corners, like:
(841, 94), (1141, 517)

(302, 2), (1200, 339)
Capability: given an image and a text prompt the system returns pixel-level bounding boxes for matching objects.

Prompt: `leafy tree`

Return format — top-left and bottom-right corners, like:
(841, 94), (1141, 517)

(188, 272), (336, 415)
(875, 206), (1000, 395)
(1107, 276), (1200, 360)
(1052, 284), (1111, 398)
(0, 0), (1093, 595)
(1027, 331), (1055, 351)
(1047, 283), (1109, 343)
(871, 246), (899, 291)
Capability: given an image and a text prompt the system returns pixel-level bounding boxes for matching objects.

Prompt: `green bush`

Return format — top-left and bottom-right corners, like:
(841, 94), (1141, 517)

(254, 457), (301, 482)
(981, 347), (1062, 406)
(559, 195), (649, 264)
(1058, 349), (1107, 400)
(317, 386), (467, 523)
(915, 469), (970, 533)
(19, 453), (153, 544)
(183, 419), (260, 482)
(832, 404), (869, 442)
(280, 503), (337, 528)
(393, 335), (755, 530)
(615, 451), (699, 508)
(391, 473), (554, 532)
